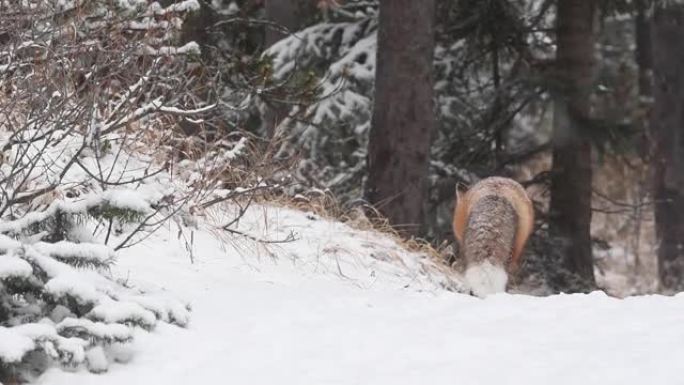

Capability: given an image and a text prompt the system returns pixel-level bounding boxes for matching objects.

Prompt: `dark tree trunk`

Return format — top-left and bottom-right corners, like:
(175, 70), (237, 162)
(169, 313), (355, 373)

(265, 0), (302, 48)
(364, 0), (436, 236)
(631, 0), (653, 276)
(651, 4), (684, 292)
(547, 0), (596, 291)
(635, 0), (653, 97)
(179, 2), (216, 55)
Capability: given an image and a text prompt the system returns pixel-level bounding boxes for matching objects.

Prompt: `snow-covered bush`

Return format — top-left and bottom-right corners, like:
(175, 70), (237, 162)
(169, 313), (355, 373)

(0, 0), (252, 381)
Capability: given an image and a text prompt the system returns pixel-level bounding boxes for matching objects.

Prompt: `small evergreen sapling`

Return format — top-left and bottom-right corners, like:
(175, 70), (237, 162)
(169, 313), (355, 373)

(0, 0), (205, 381)
(0, 188), (190, 381)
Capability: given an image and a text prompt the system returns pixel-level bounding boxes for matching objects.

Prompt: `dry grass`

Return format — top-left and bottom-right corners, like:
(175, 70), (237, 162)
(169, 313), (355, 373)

(248, 189), (461, 282)
(162, 131), (462, 288)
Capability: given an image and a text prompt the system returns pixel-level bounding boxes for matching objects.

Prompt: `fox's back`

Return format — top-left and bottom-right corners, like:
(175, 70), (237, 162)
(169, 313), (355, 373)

(463, 194), (518, 268)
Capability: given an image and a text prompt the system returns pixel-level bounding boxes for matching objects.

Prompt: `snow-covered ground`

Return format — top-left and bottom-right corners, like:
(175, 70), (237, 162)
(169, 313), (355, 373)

(36, 205), (684, 385)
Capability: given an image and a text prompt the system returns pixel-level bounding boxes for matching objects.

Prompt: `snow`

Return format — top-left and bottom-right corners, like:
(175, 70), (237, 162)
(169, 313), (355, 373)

(329, 32), (377, 81)
(155, 0), (200, 13)
(0, 327), (37, 363)
(0, 253), (33, 279)
(120, 294), (191, 327)
(99, 189), (153, 215)
(159, 103), (216, 116)
(0, 234), (21, 250)
(88, 299), (158, 329)
(0, 189), (152, 236)
(56, 319), (133, 343)
(222, 136), (248, 161)
(0, 324), (87, 365)
(85, 346), (109, 374)
(44, 276), (102, 305)
(33, 241), (115, 265)
(142, 42), (201, 56)
(31, 203), (684, 385)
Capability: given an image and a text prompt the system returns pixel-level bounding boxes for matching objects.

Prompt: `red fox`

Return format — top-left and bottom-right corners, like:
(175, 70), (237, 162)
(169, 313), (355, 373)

(453, 177), (534, 297)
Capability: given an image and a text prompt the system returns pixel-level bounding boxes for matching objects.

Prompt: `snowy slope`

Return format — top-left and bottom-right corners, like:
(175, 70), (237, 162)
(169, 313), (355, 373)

(36, 205), (684, 385)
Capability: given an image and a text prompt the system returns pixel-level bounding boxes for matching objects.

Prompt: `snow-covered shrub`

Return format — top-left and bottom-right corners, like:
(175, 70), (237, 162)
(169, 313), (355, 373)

(0, 0), (237, 381)
(262, 2), (377, 200)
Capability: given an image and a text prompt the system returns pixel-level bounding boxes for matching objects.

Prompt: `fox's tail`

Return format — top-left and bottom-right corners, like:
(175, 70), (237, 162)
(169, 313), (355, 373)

(453, 177), (534, 296)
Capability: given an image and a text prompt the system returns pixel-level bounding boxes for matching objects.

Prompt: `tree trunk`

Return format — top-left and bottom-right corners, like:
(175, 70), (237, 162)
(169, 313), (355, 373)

(629, 0), (653, 278)
(264, 0), (315, 47)
(651, 4), (684, 292)
(264, 0), (298, 47)
(635, 0), (653, 97)
(547, 0), (596, 291)
(365, 0), (436, 237)
(635, 0), (653, 158)
(179, 2), (215, 55)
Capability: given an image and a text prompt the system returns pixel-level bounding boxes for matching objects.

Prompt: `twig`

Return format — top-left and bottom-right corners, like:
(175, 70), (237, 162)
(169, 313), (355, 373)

(223, 227), (298, 244)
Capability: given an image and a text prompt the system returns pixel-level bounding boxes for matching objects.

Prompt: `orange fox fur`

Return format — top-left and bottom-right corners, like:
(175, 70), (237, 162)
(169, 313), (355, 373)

(452, 177), (534, 273)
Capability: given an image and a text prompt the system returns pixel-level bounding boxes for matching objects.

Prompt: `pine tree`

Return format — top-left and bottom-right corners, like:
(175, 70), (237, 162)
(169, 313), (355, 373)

(547, 0), (597, 292)
(651, 1), (684, 292)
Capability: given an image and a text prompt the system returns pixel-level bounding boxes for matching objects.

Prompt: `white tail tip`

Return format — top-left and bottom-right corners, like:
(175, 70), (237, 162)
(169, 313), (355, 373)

(464, 261), (508, 298)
